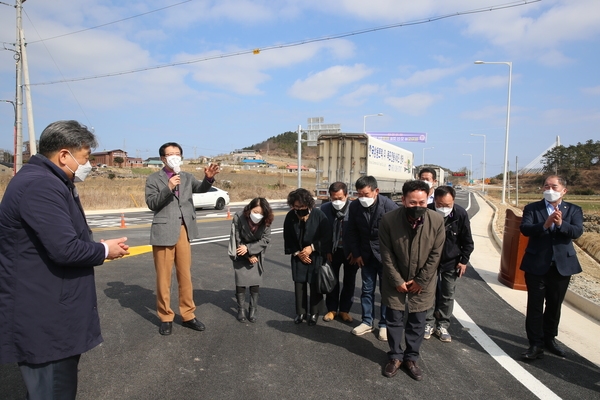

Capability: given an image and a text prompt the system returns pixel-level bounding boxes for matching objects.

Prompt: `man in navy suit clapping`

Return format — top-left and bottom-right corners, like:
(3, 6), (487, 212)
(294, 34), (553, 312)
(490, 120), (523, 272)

(519, 175), (583, 360)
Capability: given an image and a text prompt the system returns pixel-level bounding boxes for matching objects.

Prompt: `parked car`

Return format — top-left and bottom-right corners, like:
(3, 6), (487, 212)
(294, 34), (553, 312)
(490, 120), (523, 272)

(192, 187), (230, 210)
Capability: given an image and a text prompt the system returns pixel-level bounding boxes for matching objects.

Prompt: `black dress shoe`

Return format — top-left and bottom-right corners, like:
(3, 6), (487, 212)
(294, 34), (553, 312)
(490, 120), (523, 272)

(522, 345), (544, 360)
(307, 314), (318, 326)
(403, 360), (423, 381)
(159, 321), (172, 336)
(383, 359), (402, 378)
(294, 314), (305, 324)
(182, 318), (205, 331)
(544, 339), (566, 357)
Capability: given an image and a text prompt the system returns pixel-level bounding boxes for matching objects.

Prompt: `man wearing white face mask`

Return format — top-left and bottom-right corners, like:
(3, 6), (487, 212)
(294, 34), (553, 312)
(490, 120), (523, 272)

(519, 175), (583, 360)
(345, 176), (398, 340)
(424, 186), (473, 343)
(145, 142), (220, 335)
(320, 182), (358, 323)
(418, 168), (437, 204)
(0, 120), (129, 399)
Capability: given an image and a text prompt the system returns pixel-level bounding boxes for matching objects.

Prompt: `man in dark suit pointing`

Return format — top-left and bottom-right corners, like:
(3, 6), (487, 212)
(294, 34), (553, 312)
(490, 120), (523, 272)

(519, 175), (583, 360)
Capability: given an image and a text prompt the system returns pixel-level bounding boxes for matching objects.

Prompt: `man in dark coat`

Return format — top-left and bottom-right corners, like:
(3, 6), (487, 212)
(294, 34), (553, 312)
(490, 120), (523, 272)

(344, 176), (398, 341)
(0, 120), (129, 399)
(320, 182), (358, 323)
(379, 180), (445, 381)
(424, 186), (474, 343)
(519, 175), (583, 360)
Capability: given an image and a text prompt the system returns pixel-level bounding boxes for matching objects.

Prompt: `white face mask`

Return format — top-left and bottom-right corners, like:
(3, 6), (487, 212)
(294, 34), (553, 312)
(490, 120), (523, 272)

(422, 180), (433, 189)
(331, 200), (346, 210)
(66, 151), (93, 183)
(250, 212), (263, 224)
(435, 206), (453, 217)
(165, 155), (182, 172)
(543, 189), (562, 203)
(358, 196), (375, 208)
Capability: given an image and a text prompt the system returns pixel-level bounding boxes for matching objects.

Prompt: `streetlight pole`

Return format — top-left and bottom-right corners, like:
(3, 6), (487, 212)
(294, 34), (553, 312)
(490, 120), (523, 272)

(422, 147), (433, 167)
(363, 113), (383, 133)
(470, 134), (486, 194)
(462, 153), (472, 184)
(475, 60), (512, 204)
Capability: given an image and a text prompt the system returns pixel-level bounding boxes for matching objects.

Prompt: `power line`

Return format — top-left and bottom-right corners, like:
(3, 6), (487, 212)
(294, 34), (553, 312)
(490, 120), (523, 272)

(27, 0), (193, 44)
(29, 0), (540, 87)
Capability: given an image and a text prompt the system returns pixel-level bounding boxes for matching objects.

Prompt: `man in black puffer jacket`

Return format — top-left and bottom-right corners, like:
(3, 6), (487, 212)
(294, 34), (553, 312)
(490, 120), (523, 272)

(424, 185), (474, 343)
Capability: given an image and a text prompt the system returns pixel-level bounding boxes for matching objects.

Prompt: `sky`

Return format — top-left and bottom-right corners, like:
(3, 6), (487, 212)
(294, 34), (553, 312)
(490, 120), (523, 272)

(1, 0), (599, 178)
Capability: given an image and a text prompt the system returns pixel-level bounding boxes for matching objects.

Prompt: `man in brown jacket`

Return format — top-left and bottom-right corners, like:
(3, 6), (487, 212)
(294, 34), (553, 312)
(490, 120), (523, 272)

(379, 180), (445, 381)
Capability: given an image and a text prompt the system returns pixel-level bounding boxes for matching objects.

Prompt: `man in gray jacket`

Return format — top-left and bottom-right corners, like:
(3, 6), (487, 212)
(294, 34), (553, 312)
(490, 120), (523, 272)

(145, 142), (219, 335)
(379, 180), (445, 381)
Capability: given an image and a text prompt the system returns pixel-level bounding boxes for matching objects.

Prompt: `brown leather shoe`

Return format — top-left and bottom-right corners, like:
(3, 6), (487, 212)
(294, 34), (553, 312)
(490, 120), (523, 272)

(383, 359), (402, 378)
(404, 360), (423, 381)
(323, 311), (337, 322)
(339, 312), (353, 322)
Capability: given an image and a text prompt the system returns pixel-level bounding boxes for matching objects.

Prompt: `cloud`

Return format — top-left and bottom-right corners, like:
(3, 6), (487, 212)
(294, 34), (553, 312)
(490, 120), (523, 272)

(463, 0), (600, 65)
(182, 39), (355, 95)
(455, 75), (510, 94)
(581, 85), (600, 96)
(288, 64), (373, 101)
(339, 84), (381, 107)
(461, 105), (507, 120)
(393, 66), (464, 87)
(384, 92), (441, 116)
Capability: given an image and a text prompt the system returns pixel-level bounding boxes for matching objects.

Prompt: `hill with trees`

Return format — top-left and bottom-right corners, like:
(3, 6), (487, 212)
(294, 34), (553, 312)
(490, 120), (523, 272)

(244, 131), (317, 158)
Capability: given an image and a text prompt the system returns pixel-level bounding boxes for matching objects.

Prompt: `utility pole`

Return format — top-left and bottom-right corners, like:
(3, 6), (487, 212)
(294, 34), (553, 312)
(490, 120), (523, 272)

(15, 0), (24, 173)
(20, 26), (36, 156)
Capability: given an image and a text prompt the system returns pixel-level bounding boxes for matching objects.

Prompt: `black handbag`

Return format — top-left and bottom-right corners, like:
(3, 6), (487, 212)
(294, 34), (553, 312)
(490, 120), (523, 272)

(317, 262), (336, 294)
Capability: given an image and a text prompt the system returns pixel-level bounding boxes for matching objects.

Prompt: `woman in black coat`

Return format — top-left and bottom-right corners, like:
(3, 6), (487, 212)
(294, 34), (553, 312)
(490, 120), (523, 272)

(228, 197), (274, 323)
(283, 188), (332, 325)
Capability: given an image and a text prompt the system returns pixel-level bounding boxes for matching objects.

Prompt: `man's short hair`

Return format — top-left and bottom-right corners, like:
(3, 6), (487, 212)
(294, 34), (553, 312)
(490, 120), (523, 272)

(159, 142), (183, 157)
(544, 175), (567, 188)
(355, 176), (378, 191)
(38, 120), (98, 157)
(434, 185), (456, 199)
(402, 180), (430, 196)
(329, 181), (348, 196)
(419, 167), (437, 180)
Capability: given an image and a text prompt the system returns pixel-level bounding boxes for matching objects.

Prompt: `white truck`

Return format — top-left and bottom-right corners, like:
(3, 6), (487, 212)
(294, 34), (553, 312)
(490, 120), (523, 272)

(315, 133), (414, 201)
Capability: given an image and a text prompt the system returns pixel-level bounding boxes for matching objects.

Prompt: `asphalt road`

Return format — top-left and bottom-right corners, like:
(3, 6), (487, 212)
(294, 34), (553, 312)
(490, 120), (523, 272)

(1, 191), (599, 399)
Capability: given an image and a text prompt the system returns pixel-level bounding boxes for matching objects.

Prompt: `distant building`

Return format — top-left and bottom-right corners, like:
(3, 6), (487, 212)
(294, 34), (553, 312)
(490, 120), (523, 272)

(144, 157), (164, 168)
(92, 149), (128, 167)
(286, 164), (309, 173)
(231, 149), (262, 162)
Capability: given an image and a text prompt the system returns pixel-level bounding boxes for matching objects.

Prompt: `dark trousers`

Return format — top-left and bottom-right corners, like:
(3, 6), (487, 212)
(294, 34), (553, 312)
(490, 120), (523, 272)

(524, 264), (571, 346)
(295, 281), (323, 315)
(18, 354), (81, 400)
(386, 307), (426, 362)
(325, 248), (359, 313)
(425, 268), (458, 329)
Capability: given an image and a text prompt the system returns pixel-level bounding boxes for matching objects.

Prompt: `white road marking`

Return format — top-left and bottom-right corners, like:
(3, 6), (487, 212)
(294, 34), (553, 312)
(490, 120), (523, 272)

(190, 228), (283, 246)
(453, 302), (561, 400)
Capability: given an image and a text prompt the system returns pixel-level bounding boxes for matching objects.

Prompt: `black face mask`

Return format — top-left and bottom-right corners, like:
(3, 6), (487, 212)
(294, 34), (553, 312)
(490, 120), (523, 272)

(406, 206), (427, 219)
(295, 208), (310, 217)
